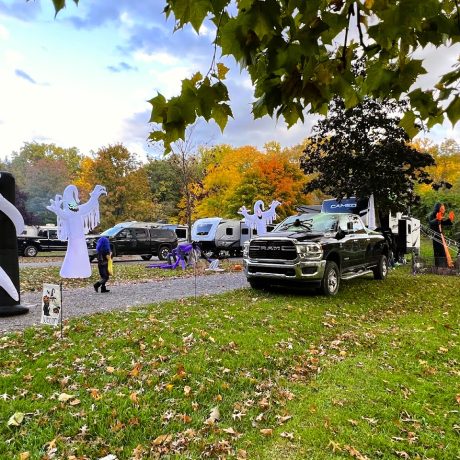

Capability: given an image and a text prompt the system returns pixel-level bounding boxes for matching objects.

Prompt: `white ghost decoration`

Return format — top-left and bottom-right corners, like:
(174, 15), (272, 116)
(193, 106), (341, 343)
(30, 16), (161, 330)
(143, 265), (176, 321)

(238, 200), (281, 236)
(0, 189), (24, 301)
(47, 184), (107, 278)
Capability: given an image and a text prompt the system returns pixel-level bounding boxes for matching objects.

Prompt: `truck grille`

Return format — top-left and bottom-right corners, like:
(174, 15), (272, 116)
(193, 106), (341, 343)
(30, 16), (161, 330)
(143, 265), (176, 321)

(249, 239), (297, 260)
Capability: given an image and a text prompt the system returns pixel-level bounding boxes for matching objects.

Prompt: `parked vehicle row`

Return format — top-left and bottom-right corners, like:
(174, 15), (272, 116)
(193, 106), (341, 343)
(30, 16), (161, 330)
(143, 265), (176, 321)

(86, 222), (178, 261)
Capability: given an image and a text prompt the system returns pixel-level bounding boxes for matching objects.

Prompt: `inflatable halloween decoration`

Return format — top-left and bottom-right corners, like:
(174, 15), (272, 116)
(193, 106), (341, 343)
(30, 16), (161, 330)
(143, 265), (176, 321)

(46, 184), (107, 278)
(149, 242), (203, 270)
(238, 200), (281, 236)
(428, 202), (455, 268)
(0, 172), (28, 316)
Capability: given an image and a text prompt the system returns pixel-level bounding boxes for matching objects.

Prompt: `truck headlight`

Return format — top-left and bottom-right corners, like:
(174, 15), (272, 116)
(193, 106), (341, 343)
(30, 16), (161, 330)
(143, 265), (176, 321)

(243, 241), (250, 258)
(296, 242), (323, 260)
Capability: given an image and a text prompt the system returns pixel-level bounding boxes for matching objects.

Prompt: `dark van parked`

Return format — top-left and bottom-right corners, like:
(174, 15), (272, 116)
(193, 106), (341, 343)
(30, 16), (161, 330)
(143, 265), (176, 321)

(86, 222), (178, 261)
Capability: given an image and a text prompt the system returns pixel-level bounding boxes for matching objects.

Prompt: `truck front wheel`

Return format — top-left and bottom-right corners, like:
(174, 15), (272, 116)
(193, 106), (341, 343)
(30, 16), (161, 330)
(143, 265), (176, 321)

(23, 245), (38, 257)
(320, 261), (340, 296)
(248, 278), (269, 290)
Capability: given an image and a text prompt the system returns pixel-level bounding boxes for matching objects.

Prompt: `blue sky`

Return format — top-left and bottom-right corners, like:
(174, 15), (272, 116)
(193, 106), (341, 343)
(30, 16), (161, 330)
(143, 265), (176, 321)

(0, 0), (458, 161)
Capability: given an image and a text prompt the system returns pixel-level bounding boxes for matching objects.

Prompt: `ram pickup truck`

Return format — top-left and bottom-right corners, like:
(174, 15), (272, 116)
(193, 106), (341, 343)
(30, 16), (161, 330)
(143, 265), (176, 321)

(18, 227), (67, 257)
(86, 221), (178, 261)
(243, 212), (389, 295)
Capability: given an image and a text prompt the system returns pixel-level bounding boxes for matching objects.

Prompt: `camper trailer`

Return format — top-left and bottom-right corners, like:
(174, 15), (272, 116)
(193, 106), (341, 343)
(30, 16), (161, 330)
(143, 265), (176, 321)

(191, 217), (259, 257)
(321, 197), (420, 256)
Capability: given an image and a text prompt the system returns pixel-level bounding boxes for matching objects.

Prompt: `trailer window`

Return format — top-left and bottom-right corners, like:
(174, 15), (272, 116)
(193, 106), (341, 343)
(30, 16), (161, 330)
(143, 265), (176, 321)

(241, 228), (249, 235)
(196, 224), (212, 236)
(226, 228), (233, 236)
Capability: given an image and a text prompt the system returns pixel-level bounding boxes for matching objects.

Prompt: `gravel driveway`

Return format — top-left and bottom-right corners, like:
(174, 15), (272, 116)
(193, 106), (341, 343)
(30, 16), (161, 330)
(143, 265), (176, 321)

(0, 272), (248, 334)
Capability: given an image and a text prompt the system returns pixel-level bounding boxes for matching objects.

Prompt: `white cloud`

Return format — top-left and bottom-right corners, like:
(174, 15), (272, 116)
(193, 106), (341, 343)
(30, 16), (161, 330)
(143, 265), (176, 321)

(0, 24), (9, 40)
(134, 50), (180, 66)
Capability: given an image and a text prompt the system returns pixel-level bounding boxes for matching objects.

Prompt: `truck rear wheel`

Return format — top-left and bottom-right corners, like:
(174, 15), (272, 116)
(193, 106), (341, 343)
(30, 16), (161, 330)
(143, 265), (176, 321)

(158, 245), (170, 261)
(373, 255), (388, 280)
(319, 261), (340, 296)
(23, 245), (38, 257)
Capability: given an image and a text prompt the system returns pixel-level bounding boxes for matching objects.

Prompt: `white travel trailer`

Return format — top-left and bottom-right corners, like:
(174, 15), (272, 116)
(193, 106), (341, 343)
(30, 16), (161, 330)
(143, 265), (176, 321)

(191, 217), (259, 257)
(321, 197), (420, 255)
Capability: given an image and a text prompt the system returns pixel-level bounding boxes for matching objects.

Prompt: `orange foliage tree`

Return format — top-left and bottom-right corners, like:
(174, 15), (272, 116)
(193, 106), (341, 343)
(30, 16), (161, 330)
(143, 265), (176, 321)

(194, 143), (313, 220)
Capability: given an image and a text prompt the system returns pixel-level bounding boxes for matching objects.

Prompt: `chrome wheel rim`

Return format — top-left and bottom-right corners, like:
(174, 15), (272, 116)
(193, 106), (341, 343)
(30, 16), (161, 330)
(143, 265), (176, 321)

(382, 258), (388, 278)
(328, 269), (338, 293)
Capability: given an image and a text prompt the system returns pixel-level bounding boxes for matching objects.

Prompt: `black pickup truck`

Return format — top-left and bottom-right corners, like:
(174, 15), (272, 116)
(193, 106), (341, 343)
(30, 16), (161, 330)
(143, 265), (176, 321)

(243, 212), (389, 295)
(18, 227), (67, 257)
(86, 221), (178, 261)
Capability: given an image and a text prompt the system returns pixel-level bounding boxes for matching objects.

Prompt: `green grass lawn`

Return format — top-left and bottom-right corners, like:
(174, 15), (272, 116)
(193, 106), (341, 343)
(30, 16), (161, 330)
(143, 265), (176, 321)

(1, 265), (459, 459)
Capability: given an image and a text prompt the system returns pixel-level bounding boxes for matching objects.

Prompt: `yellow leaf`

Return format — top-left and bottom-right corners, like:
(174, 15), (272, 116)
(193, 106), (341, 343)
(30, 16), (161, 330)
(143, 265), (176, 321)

(328, 440), (342, 452)
(153, 434), (172, 446)
(364, 0), (374, 9)
(19, 452), (30, 460)
(129, 363), (142, 377)
(217, 63), (229, 80)
(90, 388), (101, 400)
(260, 428), (273, 436)
(111, 420), (124, 432)
(166, 384), (174, 392)
(130, 392), (139, 404)
(7, 412), (24, 427)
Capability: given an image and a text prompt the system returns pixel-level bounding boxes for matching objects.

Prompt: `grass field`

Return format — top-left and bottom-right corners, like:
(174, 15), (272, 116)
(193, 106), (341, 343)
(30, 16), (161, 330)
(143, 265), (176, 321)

(1, 262), (459, 459)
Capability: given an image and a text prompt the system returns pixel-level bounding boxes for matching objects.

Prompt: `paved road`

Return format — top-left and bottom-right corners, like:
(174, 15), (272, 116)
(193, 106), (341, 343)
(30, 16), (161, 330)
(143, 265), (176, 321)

(0, 272), (248, 334)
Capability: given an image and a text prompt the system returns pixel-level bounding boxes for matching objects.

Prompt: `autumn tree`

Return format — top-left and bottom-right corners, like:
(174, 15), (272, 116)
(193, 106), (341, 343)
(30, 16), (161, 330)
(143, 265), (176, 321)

(301, 98), (436, 213)
(7, 142), (82, 188)
(25, 158), (73, 224)
(412, 138), (460, 233)
(194, 145), (262, 218)
(51, 1), (459, 149)
(144, 157), (183, 221)
(231, 148), (310, 219)
(77, 144), (160, 229)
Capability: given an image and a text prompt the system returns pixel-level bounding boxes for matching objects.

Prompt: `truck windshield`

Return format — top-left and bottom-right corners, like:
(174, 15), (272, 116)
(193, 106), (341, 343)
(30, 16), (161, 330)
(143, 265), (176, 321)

(275, 213), (339, 234)
(100, 227), (123, 237)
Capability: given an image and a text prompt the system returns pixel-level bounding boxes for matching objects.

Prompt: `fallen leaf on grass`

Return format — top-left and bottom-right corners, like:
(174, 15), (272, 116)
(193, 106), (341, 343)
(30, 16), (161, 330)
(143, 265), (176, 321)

(58, 393), (75, 402)
(205, 406), (220, 425)
(328, 440), (342, 452)
(260, 428), (273, 436)
(19, 452), (30, 460)
(7, 412), (24, 426)
(280, 432), (294, 440)
(343, 445), (369, 460)
(129, 363), (142, 377)
(456, 394), (460, 405)
(153, 434), (172, 446)
(184, 385), (192, 396)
